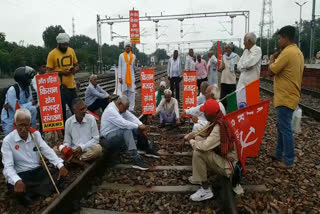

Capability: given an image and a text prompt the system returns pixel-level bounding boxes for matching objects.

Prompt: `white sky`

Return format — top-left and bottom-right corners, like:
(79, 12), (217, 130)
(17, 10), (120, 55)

(0, 0), (317, 54)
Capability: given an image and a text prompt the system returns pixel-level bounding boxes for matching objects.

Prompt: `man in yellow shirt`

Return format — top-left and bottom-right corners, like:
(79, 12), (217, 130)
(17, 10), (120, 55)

(269, 25), (304, 168)
(46, 33), (79, 123)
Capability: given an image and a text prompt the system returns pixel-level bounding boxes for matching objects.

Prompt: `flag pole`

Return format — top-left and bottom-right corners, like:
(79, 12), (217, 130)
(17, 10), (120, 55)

(218, 85), (245, 103)
(30, 132), (60, 195)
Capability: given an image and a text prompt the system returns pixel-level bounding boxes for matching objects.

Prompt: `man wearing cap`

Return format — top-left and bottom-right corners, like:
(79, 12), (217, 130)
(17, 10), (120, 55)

(184, 99), (237, 201)
(1, 66), (37, 136)
(118, 41), (136, 112)
(155, 81), (166, 107)
(47, 32), (79, 122)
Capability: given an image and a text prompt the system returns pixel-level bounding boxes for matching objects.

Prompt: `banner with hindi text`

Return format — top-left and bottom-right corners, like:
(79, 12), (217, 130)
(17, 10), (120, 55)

(36, 73), (64, 132)
(141, 69), (156, 114)
(129, 10), (140, 44)
(182, 71), (197, 113)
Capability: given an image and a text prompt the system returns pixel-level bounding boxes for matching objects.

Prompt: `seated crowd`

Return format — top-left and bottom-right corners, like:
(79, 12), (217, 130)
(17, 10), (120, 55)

(0, 63), (235, 205)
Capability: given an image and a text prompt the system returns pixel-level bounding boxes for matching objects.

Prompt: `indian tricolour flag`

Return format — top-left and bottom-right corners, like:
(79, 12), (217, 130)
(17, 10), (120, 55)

(227, 79), (260, 113)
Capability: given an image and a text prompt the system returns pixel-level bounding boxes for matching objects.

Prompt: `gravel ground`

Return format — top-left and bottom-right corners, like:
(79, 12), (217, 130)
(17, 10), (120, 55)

(81, 190), (221, 214)
(236, 93), (320, 213)
(0, 164), (84, 214)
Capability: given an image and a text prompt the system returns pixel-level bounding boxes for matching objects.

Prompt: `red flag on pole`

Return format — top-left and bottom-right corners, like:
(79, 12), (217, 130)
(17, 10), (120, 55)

(224, 100), (270, 173)
(217, 41), (222, 70)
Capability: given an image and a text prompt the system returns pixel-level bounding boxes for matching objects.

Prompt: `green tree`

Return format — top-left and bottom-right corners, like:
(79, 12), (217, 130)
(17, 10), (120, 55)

(42, 25), (65, 49)
(0, 32), (5, 42)
(258, 18), (320, 60)
(153, 49), (169, 64)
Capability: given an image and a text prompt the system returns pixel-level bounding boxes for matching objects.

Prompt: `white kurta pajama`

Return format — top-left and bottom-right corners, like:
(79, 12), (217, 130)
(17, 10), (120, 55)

(237, 45), (262, 89)
(118, 52), (136, 111)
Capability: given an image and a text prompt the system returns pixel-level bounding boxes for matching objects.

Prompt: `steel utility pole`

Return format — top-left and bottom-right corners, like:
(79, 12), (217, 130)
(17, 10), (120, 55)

(259, 0), (274, 54)
(295, 1), (308, 49)
(309, 0), (316, 61)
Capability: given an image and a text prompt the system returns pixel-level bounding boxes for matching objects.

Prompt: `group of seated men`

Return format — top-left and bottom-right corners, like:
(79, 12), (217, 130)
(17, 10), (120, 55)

(1, 68), (238, 205)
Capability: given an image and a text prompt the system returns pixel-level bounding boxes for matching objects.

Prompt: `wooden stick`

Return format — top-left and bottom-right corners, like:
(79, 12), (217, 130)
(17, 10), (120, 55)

(30, 132), (60, 195)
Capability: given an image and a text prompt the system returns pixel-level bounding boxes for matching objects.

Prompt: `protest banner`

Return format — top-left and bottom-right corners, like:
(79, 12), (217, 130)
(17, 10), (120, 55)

(182, 71), (197, 114)
(224, 99), (270, 173)
(36, 73), (64, 132)
(129, 10), (140, 44)
(141, 69), (156, 114)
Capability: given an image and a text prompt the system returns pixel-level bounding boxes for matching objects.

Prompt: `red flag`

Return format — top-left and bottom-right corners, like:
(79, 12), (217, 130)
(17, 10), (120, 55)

(87, 110), (100, 121)
(217, 41), (222, 69)
(224, 100), (270, 173)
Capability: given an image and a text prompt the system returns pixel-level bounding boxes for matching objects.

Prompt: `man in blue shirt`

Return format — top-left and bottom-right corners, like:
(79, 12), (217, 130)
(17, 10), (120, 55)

(85, 74), (110, 112)
(1, 66), (37, 136)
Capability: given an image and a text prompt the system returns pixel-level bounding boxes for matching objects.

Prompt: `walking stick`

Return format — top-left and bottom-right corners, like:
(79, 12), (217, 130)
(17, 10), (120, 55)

(30, 132), (60, 195)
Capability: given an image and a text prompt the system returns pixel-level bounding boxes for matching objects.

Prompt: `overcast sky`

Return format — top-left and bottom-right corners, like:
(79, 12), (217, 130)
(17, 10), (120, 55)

(0, 0), (317, 54)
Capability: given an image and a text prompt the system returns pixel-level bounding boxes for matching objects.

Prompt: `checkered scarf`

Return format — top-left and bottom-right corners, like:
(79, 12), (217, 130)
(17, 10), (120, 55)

(208, 111), (235, 157)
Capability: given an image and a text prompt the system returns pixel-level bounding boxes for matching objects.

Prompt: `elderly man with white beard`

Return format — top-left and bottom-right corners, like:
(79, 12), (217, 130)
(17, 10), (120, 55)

(237, 32), (262, 89)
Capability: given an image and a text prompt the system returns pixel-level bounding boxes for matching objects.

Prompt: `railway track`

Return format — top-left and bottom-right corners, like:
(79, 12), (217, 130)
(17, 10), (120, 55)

(260, 77), (320, 99)
(259, 78), (320, 121)
(39, 70), (239, 214)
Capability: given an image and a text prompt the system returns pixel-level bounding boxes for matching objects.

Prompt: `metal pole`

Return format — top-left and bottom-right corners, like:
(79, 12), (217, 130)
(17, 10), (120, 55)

(310, 0), (316, 61)
(295, 1), (308, 49)
(97, 15), (102, 74)
(299, 5), (302, 49)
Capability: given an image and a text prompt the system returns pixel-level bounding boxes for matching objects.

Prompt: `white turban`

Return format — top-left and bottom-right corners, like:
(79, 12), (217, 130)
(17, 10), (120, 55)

(124, 40), (131, 47)
(160, 81), (166, 88)
(56, 33), (70, 44)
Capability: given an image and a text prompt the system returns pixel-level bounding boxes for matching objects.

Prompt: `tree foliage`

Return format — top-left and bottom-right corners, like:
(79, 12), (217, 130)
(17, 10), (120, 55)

(42, 25), (65, 49)
(153, 49), (169, 64)
(258, 18), (320, 60)
(0, 25), (151, 76)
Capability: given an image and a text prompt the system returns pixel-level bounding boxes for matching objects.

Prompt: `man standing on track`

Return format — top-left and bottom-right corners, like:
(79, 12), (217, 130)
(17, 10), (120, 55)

(237, 32), (262, 89)
(46, 32), (79, 123)
(167, 50), (182, 102)
(269, 25), (304, 168)
(207, 51), (218, 86)
(185, 48), (196, 71)
(219, 43), (239, 109)
(118, 41), (136, 112)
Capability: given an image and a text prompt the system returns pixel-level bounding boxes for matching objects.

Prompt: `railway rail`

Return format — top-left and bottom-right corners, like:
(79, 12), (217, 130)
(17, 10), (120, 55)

(259, 77), (320, 121)
(39, 69), (237, 214)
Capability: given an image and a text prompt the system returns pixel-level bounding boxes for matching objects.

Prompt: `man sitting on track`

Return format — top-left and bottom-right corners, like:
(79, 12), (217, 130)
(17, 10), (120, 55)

(155, 89), (180, 128)
(155, 81), (166, 107)
(184, 99), (238, 201)
(1, 109), (68, 206)
(100, 95), (159, 171)
(180, 85), (226, 132)
(54, 98), (102, 167)
(196, 81), (209, 106)
(85, 74), (110, 113)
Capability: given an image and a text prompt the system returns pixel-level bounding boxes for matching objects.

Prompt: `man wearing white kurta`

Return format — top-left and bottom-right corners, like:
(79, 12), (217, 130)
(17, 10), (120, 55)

(185, 48), (196, 71)
(207, 51), (218, 86)
(118, 41), (136, 111)
(100, 95), (160, 171)
(237, 32), (262, 89)
(181, 85), (226, 132)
